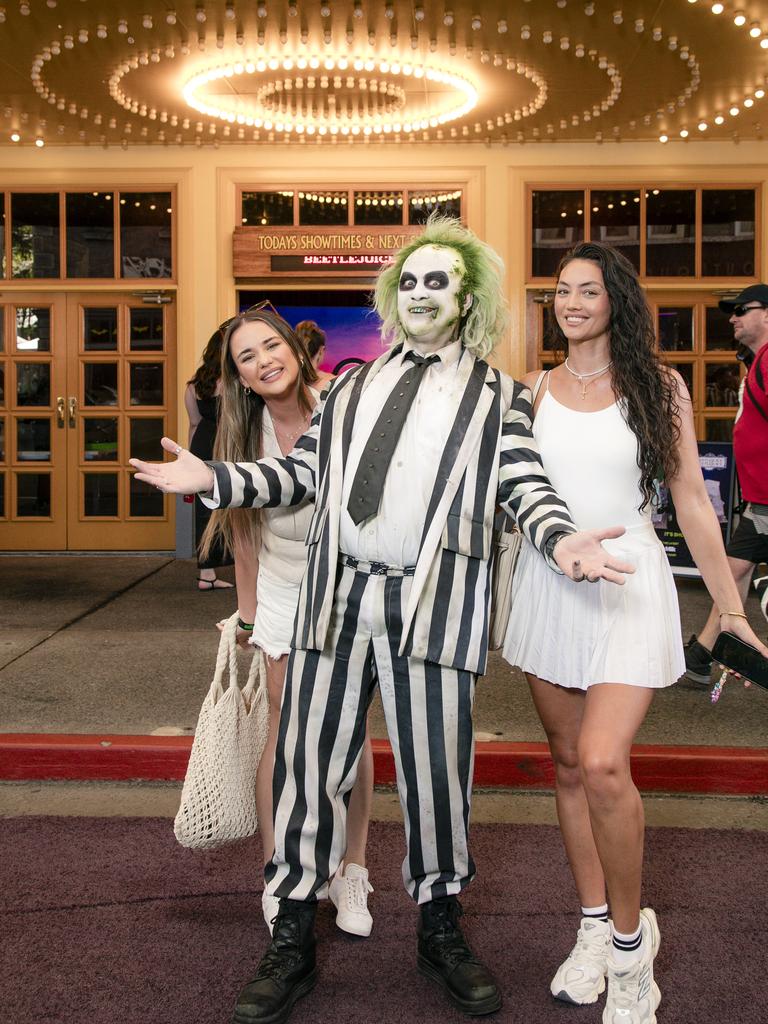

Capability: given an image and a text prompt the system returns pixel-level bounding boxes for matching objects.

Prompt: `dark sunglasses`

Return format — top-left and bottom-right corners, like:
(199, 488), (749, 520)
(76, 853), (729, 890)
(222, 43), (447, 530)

(731, 303), (767, 317)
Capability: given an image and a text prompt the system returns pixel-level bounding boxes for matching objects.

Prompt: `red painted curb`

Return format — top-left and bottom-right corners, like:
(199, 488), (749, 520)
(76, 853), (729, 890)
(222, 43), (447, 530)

(1, 734), (767, 795)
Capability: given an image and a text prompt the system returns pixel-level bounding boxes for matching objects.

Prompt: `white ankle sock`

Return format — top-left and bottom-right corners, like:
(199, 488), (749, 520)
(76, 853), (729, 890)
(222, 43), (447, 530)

(611, 923), (643, 966)
(581, 903), (609, 922)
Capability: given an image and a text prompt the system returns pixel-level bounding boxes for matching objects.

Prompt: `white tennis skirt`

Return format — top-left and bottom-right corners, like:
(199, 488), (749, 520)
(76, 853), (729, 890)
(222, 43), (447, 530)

(250, 565), (300, 661)
(502, 521), (685, 690)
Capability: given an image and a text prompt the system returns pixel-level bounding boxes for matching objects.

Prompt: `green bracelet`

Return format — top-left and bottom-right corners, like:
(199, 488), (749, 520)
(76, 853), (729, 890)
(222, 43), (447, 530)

(237, 617), (254, 632)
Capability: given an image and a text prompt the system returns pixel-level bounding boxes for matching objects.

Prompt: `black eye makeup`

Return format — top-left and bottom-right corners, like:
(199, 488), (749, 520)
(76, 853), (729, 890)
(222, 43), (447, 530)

(399, 272), (417, 291)
(424, 270), (450, 289)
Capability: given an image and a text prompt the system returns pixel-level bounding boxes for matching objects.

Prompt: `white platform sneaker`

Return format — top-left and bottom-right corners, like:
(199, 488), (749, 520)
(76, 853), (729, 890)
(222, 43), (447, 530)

(328, 861), (374, 937)
(551, 917), (611, 1004)
(603, 908), (662, 1024)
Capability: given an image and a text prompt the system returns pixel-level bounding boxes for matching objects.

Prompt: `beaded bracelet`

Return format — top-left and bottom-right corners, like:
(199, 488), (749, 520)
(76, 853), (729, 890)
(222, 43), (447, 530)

(237, 617), (254, 632)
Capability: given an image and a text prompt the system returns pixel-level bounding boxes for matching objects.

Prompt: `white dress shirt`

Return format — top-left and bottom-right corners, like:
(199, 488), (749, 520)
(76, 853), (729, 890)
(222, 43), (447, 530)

(339, 338), (465, 566)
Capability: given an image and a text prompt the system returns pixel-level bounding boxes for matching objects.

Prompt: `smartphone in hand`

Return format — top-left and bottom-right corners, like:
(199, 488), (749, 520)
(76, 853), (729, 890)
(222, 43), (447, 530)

(711, 631), (768, 690)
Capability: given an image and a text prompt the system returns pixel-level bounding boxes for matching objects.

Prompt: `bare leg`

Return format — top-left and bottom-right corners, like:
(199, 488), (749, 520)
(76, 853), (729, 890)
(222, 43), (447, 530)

(697, 556), (754, 649)
(257, 655), (373, 870)
(527, 674), (606, 908)
(344, 720), (374, 867)
(578, 684), (654, 934)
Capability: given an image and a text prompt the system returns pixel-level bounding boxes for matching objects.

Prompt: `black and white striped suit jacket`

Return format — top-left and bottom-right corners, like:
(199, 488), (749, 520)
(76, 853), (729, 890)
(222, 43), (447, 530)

(206, 344), (576, 676)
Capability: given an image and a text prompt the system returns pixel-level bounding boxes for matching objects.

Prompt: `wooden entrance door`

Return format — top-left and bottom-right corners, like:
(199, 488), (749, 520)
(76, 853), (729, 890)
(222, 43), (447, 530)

(0, 293), (175, 551)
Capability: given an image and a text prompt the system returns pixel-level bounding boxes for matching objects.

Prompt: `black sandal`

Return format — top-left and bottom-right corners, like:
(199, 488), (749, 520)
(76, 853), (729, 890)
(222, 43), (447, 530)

(197, 576), (234, 591)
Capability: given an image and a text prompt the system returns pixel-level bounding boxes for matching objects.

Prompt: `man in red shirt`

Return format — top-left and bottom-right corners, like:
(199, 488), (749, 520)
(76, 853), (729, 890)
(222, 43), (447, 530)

(685, 284), (768, 683)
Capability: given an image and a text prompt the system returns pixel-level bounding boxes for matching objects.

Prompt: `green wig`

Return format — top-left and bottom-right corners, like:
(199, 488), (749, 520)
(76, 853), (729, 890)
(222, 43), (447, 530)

(374, 214), (509, 360)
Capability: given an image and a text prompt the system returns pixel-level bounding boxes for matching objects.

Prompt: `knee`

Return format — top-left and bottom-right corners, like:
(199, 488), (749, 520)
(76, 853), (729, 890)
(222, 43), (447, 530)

(578, 750), (628, 802)
(549, 741), (582, 791)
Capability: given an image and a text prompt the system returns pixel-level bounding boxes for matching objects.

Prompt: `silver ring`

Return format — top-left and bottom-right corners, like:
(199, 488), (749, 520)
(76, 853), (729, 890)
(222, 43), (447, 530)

(173, 445), (182, 456)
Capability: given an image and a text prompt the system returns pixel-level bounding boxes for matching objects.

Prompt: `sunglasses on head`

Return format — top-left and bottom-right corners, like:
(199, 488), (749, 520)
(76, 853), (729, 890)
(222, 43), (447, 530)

(731, 303), (767, 317)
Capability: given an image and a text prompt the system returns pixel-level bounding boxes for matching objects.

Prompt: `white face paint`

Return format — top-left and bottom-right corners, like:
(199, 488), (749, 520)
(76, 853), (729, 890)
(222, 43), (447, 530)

(396, 244), (471, 351)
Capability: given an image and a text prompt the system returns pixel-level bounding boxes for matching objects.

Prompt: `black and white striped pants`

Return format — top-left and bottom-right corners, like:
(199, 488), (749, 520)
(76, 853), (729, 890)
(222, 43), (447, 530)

(265, 558), (477, 905)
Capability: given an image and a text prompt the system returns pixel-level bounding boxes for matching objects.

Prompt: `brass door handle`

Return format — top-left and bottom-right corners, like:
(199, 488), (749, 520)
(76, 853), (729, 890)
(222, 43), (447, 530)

(56, 396), (65, 428)
(68, 395), (77, 428)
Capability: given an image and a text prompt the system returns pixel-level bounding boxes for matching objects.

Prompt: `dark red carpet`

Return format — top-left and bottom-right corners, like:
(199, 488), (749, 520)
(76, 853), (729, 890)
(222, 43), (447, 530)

(2, 817), (766, 1024)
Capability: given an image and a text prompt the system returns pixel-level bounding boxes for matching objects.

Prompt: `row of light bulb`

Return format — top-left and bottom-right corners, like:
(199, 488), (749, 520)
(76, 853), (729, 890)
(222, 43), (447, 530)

(702, 2), (766, 42)
(9, 132), (44, 145)
(658, 88), (766, 141)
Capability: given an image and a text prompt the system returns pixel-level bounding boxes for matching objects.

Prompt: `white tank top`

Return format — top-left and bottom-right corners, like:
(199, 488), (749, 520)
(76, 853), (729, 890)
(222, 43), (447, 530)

(258, 392), (317, 584)
(533, 382), (650, 530)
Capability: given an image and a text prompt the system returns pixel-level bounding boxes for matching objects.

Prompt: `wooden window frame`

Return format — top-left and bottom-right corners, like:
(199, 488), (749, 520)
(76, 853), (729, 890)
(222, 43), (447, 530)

(526, 183), (761, 285)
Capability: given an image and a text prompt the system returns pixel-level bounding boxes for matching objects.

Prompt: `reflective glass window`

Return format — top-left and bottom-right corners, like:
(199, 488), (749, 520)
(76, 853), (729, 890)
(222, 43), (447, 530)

(129, 363), (163, 406)
(16, 307), (51, 352)
(298, 190), (348, 226)
(17, 418), (51, 461)
(130, 418), (164, 461)
(645, 189), (696, 277)
(16, 363), (50, 406)
(353, 191), (404, 226)
(702, 190), (755, 277)
(0, 193), (5, 277)
(83, 473), (118, 516)
(66, 192), (115, 278)
(0, 473), (4, 517)
(83, 363), (118, 407)
(11, 193), (60, 278)
(531, 190), (585, 278)
(705, 418), (735, 442)
(589, 190), (640, 272)
(705, 363), (740, 407)
(0, 417), (5, 460)
(665, 361), (695, 400)
(16, 472), (51, 516)
(129, 308), (164, 351)
(408, 190), (461, 225)
(84, 418), (118, 461)
(241, 191), (294, 226)
(120, 192), (172, 278)
(83, 308), (118, 351)
(657, 307), (694, 352)
(130, 472), (164, 516)
(705, 307), (737, 351)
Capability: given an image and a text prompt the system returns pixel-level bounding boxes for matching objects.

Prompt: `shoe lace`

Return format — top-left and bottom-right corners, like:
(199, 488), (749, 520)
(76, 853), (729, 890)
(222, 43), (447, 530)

(424, 903), (478, 968)
(343, 873), (374, 912)
(571, 923), (609, 966)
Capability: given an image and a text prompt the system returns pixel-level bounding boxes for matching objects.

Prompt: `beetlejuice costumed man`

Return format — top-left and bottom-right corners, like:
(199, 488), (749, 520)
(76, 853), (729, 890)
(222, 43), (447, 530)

(131, 217), (631, 1023)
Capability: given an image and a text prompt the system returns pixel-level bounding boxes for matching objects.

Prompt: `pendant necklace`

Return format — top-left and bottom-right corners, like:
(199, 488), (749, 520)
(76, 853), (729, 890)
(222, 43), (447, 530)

(272, 411), (311, 451)
(564, 358), (613, 400)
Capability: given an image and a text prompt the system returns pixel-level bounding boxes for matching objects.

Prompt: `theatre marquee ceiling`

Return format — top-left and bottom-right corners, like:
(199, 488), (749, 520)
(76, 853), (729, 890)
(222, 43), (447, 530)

(1, 1), (767, 148)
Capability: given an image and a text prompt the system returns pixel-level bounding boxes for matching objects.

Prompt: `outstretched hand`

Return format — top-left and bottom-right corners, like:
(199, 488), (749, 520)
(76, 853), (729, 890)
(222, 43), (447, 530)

(129, 437), (215, 495)
(553, 526), (636, 586)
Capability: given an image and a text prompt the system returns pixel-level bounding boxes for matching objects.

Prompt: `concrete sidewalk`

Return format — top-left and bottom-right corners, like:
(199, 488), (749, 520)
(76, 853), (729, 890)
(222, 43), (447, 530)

(1, 554), (766, 745)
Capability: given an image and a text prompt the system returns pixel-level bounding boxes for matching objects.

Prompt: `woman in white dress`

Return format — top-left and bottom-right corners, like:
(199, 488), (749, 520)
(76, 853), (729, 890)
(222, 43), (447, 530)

(503, 242), (767, 1024)
(203, 304), (374, 938)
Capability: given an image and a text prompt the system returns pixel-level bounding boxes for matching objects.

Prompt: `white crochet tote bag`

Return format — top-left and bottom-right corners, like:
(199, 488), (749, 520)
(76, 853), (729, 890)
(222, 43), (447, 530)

(174, 611), (270, 849)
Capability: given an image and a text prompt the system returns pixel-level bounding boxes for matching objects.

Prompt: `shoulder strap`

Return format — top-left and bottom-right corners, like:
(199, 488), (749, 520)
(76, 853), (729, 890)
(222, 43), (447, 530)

(531, 370), (547, 403)
(744, 374), (768, 424)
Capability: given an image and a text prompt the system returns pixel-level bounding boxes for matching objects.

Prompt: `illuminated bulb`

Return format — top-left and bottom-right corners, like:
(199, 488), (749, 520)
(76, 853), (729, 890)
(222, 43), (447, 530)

(35, 137), (44, 147)
(257, 1), (267, 15)
(543, 30), (552, 43)
(10, 131), (20, 141)
(734, 10), (746, 25)
(730, 105), (740, 115)
(762, 37), (768, 47)
(225, 2), (235, 19)
(415, 4), (424, 20)
(19, 1), (30, 14)
(750, 22), (762, 37)
(584, 2), (595, 13)
(659, 134), (668, 142)
(117, 19), (128, 33)
(320, 1), (330, 16)
(97, 24), (108, 38)
(521, 24), (531, 39)
(613, 10), (623, 24)
(711, 2), (724, 13)
(756, 89), (766, 98)
(166, 11), (177, 24)
(560, 36), (569, 49)
(353, 0), (363, 17)
(196, 5), (206, 22)
(680, 128), (689, 137)
(142, 14), (153, 28)
(497, 19), (507, 32)
(744, 97), (755, 107)
(471, 15), (481, 29)
(385, 2), (394, 19)
(78, 29), (88, 43)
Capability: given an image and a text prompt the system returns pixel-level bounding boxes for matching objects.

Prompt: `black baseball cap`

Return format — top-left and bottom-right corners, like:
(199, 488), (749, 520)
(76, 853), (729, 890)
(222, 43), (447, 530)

(718, 283), (768, 313)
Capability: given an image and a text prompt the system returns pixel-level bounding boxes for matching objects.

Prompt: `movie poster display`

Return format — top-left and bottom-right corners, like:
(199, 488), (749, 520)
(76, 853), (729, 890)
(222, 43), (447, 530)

(652, 441), (738, 576)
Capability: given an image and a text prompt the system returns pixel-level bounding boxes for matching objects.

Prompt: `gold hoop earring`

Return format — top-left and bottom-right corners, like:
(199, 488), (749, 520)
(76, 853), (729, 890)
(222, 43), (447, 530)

(243, 385), (251, 396)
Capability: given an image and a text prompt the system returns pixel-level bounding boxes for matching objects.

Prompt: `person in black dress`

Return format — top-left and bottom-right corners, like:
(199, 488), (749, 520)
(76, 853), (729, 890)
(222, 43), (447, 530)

(184, 323), (235, 590)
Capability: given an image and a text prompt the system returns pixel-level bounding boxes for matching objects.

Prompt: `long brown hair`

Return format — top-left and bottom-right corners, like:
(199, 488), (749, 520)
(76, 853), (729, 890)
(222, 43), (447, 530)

(200, 306), (319, 559)
(550, 242), (681, 510)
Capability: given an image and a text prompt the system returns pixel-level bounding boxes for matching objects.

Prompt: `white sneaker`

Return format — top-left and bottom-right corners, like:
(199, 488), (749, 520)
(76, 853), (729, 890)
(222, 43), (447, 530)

(261, 890), (280, 935)
(328, 861), (373, 937)
(550, 917), (611, 1004)
(603, 908), (662, 1024)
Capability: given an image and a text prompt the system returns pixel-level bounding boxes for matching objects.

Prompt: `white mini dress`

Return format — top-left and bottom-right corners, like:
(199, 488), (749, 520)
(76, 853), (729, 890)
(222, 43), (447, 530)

(250, 398), (316, 661)
(502, 381), (685, 690)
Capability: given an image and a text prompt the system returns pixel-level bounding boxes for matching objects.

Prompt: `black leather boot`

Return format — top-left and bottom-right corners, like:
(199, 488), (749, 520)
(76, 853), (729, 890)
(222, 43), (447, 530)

(417, 896), (502, 1016)
(232, 899), (317, 1024)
